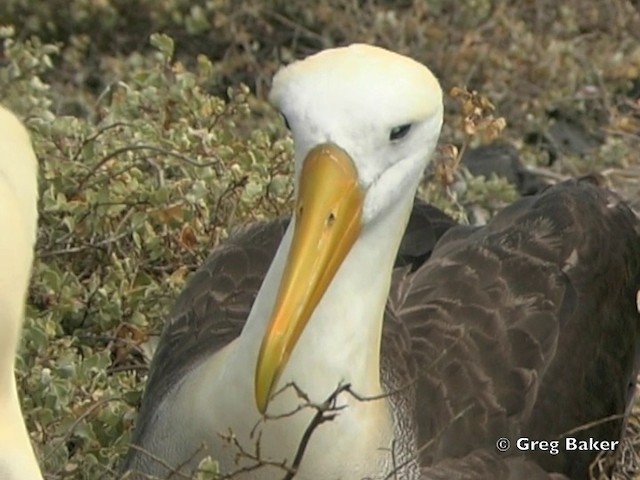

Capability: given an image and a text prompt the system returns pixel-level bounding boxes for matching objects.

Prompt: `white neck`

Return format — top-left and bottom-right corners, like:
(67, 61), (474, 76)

(0, 107), (41, 479)
(239, 189), (414, 398)
(187, 186), (417, 478)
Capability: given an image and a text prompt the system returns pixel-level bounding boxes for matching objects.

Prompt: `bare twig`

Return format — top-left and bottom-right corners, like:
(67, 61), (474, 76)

(73, 144), (221, 194)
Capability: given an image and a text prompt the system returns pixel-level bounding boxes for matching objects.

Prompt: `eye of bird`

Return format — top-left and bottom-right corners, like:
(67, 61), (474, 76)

(389, 123), (412, 141)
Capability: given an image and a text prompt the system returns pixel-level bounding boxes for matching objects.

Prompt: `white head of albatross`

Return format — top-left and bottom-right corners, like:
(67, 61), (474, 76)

(0, 106), (42, 479)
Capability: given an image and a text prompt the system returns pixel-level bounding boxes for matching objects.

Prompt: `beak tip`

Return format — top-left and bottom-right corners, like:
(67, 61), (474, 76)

(255, 394), (268, 415)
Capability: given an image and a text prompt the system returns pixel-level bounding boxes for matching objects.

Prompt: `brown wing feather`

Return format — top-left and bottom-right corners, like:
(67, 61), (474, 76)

(383, 177), (640, 478)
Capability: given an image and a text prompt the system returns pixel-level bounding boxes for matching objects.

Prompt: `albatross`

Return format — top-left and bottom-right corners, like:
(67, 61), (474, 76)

(0, 106), (42, 479)
(122, 44), (640, 479)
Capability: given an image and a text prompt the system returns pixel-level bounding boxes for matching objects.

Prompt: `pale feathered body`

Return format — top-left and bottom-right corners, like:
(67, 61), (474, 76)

(0, 106), (42, 479)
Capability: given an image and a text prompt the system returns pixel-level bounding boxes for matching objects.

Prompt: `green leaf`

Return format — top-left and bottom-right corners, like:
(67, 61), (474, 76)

(149, 33), (175, 61)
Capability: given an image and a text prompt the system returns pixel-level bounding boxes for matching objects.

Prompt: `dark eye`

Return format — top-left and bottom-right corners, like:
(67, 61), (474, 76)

(389, 123), (412, 141)
(281, 113), (291, 130)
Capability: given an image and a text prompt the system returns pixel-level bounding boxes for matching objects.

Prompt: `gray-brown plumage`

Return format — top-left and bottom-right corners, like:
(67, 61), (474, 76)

(389, 177), (640, 478)
(124, 178), (640, 479)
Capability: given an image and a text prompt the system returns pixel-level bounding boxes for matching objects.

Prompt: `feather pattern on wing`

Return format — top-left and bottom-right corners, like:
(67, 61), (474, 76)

(125, 178), (640, 479)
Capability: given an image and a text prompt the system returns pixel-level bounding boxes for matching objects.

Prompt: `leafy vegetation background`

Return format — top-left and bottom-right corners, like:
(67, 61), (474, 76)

(1, 0), (639, 478)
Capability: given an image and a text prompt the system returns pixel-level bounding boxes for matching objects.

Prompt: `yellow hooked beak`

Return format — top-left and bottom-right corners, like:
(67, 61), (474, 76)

(254, 143), (364, 413)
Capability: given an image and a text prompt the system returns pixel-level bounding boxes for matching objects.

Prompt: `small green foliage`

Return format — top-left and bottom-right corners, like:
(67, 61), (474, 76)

(149, 33), (175, 61)
(195, 456), (220, 480)
(463, 174), (519, 210)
